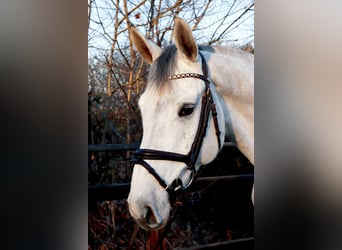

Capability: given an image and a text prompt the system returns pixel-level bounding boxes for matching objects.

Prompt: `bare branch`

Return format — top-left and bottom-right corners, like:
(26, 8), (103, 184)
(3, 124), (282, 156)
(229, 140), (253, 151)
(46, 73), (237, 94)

(209, 0), (237, 41)
(191, 0), (212, 31)
(209, 2), (254, 45)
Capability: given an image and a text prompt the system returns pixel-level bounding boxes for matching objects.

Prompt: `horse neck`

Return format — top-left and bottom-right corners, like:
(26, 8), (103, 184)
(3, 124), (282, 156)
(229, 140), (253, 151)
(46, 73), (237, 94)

(207, 49), (254, 164)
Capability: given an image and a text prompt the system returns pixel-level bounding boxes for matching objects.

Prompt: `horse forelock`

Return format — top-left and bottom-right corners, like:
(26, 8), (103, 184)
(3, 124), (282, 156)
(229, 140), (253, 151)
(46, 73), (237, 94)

(148, 45), (177, 91)
(147, 44), (216, 92)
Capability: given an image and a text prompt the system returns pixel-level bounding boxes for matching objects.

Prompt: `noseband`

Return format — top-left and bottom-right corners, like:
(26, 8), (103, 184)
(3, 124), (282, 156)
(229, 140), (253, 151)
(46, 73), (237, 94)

(131, 52), (221, 200)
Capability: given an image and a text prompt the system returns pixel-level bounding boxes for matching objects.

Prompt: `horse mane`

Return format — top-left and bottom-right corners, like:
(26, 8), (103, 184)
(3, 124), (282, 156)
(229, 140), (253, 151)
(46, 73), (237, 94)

(147, 44), (253, 91)
(212, 45), (254, 61)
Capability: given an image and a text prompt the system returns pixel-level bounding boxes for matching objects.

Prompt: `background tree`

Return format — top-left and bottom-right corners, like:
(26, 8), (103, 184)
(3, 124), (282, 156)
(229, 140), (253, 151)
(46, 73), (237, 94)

(88, 1), (254, 248)
(88, 0), (254, 147)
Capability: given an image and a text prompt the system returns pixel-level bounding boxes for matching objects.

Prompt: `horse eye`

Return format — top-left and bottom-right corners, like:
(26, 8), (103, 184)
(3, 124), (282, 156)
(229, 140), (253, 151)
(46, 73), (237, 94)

(179, 104), (194, 117)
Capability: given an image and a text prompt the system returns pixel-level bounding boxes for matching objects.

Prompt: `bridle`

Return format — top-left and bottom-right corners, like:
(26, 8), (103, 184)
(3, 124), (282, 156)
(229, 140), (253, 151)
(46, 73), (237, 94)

(131, 51), (221, 202)
(131, 51), (222, 249)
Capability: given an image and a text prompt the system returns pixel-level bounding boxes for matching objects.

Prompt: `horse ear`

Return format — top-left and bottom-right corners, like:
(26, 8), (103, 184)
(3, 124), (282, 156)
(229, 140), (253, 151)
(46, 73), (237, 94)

(174, 17), (198, 62)
(131, 27), (161, 64)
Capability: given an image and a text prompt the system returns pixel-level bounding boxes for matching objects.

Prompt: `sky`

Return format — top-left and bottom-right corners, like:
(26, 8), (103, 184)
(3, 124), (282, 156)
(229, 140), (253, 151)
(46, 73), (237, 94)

(88, 0), (254, 58)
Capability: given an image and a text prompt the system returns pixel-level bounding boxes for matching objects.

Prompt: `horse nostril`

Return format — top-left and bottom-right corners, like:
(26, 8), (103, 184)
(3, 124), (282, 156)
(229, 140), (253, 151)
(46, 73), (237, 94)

(144, 206), (157, 225)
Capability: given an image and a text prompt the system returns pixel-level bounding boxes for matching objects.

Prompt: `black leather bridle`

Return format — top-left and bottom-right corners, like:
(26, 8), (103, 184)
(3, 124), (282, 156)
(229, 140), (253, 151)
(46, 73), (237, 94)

(131, 52), (221, 201)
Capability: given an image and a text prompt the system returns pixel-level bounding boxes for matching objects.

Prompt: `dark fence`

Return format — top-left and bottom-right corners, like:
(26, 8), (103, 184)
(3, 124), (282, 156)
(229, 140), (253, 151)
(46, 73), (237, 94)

(89, 174), (254, 202)
(88, 142), (254, 249)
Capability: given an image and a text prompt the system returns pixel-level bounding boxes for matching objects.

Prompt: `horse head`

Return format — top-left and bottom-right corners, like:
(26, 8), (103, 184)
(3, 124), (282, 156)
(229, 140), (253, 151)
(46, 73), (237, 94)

(127, 18), (226, 230)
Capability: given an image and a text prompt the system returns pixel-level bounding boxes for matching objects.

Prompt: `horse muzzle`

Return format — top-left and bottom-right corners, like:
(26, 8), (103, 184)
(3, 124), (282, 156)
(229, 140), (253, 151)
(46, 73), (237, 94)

(127, 195), (170, 230)
(133, 207), (168, 230)
(127, 167), (172, 230)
